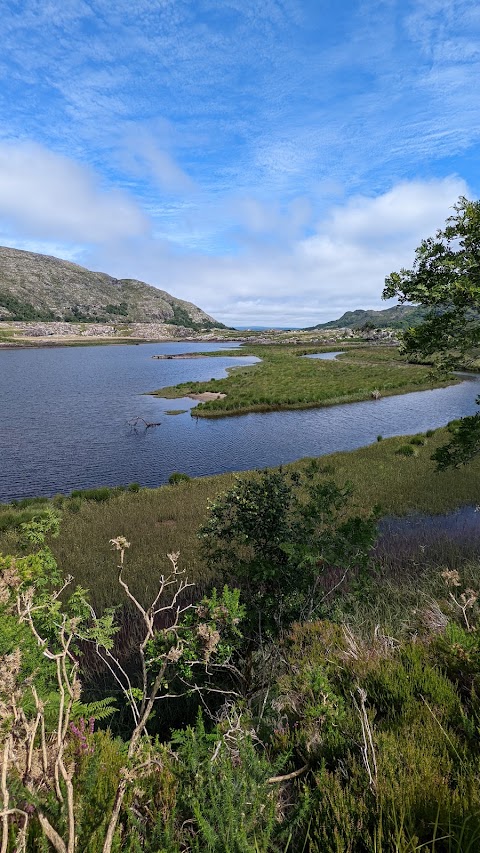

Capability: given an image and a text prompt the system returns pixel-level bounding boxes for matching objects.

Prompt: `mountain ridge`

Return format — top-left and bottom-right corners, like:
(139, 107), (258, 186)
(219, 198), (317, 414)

(0, 245), (225, 328)
(306, 304), (427, 331)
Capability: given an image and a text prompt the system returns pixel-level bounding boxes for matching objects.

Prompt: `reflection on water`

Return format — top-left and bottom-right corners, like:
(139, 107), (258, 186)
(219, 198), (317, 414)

(375, 506), (480, 573)
(304, 351), (345, 360)
(1, 342), (479, 501)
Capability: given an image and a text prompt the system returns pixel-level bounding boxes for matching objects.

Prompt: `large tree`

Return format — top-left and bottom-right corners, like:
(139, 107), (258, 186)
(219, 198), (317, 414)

(383, 196), (480, 467)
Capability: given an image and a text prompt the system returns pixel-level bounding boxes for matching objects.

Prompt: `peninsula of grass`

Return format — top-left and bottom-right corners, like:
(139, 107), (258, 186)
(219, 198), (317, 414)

(150, 344), (457, 417)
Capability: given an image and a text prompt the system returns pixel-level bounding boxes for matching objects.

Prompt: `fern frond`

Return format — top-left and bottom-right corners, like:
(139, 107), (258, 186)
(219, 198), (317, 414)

(72, 696), (117, 722)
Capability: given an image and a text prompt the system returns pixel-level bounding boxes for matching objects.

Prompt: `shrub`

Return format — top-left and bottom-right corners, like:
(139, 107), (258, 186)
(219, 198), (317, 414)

(377, 435), (383, 442)
(169, 472), (192, 485)
(127, 482), (141, 492)
(409, 435), (426, 446)
(166, 712), (279, 853)
(199, 468), (378, 636)
(71, 486), (113, 502)
(395, 444), (416, 457)
(0, 508), (51, 532)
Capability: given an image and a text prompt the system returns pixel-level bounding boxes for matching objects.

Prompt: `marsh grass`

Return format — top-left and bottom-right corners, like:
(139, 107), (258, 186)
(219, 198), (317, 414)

(1, 426), (479, 613)
(151, 344), (456, 417)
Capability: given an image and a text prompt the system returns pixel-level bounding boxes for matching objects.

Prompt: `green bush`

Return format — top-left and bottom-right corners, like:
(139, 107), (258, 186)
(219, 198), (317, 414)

(0, 507), (51, 532)
(70, 486), (113, 502)
(199, 468), (378, 636)
(168, 713), (279, 853)
(168, 472), (192, 485)
(409, 435), (426, 446)
(395, 444), (416, 457)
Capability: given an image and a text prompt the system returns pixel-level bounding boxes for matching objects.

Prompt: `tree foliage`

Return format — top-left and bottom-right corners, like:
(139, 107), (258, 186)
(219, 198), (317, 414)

(384, 196), (480, 466)
(199, 465), (378, 635)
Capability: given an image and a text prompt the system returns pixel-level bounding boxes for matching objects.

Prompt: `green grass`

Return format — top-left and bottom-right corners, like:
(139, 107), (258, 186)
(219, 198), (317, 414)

(1, 426), (478, 611)
(0, 326), (17, 342)
(151, 344), (457, 417)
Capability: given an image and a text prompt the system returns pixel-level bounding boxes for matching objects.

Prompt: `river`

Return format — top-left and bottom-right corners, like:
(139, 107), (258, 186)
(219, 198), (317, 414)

(0, 342), (479, 502)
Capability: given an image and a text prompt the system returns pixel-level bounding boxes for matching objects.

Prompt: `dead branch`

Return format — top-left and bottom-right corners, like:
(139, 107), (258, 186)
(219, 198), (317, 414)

(127, 416), (161, 432)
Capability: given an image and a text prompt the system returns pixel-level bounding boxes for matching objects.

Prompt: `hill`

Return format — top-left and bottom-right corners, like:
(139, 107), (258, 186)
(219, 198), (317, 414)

(0, 245), (224, 328)
(307, 304), (427, 331)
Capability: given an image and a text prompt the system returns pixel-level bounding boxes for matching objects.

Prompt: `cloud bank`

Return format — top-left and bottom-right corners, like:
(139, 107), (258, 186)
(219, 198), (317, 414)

(85, 175), (468, 326)
(0, 135), (468, 325)
(0, 142), (149, 244)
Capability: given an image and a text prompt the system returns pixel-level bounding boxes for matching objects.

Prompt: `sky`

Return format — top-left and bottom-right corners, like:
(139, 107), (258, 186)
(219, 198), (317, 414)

(1, 0), (479, 327)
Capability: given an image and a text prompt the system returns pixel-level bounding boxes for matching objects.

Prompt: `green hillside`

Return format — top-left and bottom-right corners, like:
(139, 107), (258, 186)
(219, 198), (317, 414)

(307, 304), (427, 330)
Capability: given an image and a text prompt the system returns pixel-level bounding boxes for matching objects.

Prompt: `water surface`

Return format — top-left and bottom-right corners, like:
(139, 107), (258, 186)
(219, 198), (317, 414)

(1, 343), (479, 502)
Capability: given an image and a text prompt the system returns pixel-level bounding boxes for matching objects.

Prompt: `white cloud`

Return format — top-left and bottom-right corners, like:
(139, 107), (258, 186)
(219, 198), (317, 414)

(317, 177), (465, 244)
(0, 141), (149, 243)
(83, 176), (469, 326)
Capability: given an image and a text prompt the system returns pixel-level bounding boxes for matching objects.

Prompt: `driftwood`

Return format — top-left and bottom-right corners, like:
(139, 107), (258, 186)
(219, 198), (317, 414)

(127, 416), (161, 432)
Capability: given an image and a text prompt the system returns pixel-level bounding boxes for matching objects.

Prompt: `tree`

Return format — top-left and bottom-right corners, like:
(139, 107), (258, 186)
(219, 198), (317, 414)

(199, 466), (378, 636)
(383, 196), (480, 467)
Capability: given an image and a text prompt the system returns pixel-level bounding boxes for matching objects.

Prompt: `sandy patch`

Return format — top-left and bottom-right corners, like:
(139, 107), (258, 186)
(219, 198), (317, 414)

(187, 392), (227, 401)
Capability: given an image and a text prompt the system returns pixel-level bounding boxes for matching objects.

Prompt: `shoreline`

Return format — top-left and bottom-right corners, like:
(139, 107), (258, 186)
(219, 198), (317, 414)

(0, 334), (241, 350)
(2, 425), (479, 519)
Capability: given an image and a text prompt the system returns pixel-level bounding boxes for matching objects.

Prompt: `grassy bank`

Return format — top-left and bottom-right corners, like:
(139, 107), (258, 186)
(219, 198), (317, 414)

(1, 426), (478, 612)
(151, 344), (457, 417)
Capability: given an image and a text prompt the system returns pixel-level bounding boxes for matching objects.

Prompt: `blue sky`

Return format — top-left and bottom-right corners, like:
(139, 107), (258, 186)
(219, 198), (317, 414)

(0, 0), (479, 326)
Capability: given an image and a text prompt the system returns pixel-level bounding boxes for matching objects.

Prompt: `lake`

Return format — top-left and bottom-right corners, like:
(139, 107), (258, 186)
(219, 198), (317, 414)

(1, 342), (479, 502)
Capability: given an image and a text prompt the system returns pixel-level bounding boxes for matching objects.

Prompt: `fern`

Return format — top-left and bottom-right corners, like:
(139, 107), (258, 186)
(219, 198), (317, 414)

(72, 696), (117, 723)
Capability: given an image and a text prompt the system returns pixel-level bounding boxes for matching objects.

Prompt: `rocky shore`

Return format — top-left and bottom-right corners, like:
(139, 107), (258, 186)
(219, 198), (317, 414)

(0, 321), (400, 348)
(0, 321), (231, 347)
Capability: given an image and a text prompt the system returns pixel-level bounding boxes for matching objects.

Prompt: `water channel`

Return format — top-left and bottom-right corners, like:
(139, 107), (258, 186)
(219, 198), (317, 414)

(1, 342), (479, 502)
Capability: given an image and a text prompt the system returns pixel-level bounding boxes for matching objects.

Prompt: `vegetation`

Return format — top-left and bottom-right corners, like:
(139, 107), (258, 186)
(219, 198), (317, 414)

(2, 451), (480, 850)
(200, 467), (378, 636)
(2, 202), (480, 847)
(0, 290), (56, 321)
(384, 195), (480, 468)
(152, 344), (456, 417)
(1, 427), (479, 615)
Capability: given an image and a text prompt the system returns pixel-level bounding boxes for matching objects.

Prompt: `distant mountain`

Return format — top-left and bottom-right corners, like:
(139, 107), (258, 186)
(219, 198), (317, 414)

(307, 305), (427, 331)
(0, 246), (225, 328)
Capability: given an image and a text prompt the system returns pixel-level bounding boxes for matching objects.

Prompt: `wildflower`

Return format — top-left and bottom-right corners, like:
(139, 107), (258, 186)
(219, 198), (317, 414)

(110, 536), (131, 551)
(441, 569), (461, 587)
(460, 589), (478, 609)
